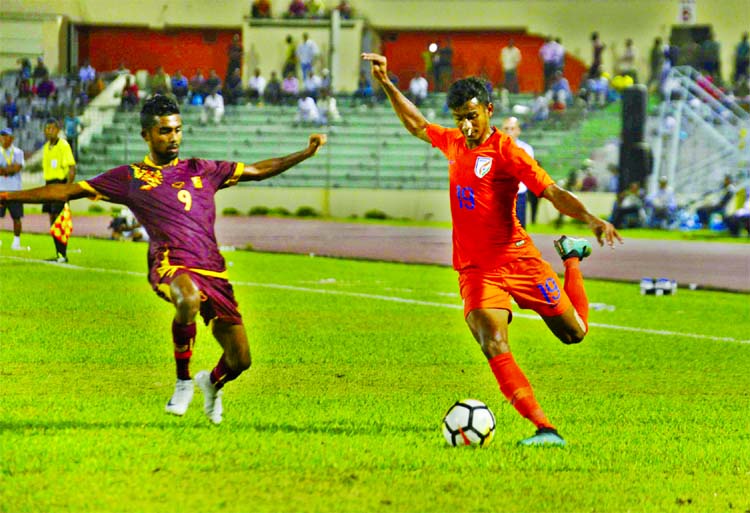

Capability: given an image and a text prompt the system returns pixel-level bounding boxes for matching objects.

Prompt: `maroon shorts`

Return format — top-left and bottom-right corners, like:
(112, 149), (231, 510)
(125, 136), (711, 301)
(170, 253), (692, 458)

(149, 268), (243, 326)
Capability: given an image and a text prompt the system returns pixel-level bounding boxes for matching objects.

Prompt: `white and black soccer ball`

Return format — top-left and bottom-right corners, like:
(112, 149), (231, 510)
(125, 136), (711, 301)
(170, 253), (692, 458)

(442, 399), (496, 447)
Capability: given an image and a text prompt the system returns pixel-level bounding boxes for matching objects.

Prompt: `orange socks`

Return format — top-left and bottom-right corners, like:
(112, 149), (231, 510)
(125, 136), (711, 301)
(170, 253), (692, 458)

(489, 352), (554, 429)
(563, 258), (589, 331)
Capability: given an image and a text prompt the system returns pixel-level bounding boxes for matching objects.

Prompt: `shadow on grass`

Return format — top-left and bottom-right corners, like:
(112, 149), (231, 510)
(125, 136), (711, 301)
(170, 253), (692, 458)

(0, 419), (433, 436)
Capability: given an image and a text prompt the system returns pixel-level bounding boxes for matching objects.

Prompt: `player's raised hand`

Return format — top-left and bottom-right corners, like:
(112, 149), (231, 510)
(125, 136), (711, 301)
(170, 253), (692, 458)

(362, 53), (389, 85)
(308, 133), (327, 155)
(590, 218), (623, 248)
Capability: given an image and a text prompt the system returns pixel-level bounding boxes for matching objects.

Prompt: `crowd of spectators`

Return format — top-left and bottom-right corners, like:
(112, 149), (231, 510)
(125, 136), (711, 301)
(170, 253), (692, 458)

(249, 0), (353, 20)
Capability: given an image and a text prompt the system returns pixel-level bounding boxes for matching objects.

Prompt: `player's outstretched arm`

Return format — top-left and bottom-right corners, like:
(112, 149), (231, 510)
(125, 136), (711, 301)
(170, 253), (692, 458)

(361, 53), (430, 143)
(542, 183), (623, 247)
(239, 133), (327, 182)
(0, 183), (92, 205)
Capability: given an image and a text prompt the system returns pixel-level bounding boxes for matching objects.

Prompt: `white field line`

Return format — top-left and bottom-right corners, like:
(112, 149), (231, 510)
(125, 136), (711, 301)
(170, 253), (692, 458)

(3, 255), (749, 345)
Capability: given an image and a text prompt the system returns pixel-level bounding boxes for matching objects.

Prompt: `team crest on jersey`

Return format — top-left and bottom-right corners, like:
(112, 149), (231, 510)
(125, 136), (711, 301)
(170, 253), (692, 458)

(131, 164), (163, 191)
(474, 157), (493, 178)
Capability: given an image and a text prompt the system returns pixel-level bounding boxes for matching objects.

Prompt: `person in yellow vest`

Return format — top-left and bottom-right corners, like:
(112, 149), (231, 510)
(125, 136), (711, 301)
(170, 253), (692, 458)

(42, 118), (76, 262)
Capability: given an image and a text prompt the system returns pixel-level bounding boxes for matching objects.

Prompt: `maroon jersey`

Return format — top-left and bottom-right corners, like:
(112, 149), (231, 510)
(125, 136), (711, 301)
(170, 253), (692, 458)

(80, 156), (244, 276)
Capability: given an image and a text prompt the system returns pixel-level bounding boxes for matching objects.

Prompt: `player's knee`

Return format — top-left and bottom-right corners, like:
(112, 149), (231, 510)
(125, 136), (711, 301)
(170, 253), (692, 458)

(559, 328), (586, 345)
(479, 331), (509, 358)
(173, 291), (201, 318)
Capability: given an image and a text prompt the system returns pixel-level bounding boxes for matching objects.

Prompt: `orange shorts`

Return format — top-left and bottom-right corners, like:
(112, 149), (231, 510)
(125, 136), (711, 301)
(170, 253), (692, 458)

(458, 256), (572, 320)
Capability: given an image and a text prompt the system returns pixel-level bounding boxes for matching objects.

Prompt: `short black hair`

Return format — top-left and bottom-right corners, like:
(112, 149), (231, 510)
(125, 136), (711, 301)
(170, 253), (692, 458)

(446, 77), (492, 110)
(45, 117), (60, 127)
(140, 94), (180, 130)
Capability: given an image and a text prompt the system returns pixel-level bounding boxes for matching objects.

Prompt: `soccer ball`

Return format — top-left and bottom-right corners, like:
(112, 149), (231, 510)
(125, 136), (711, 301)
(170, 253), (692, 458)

(442, 399), (496, 447)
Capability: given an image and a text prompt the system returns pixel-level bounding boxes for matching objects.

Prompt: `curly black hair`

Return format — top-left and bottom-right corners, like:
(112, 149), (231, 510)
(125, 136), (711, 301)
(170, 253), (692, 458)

(446, 77), (492, 110)
(140, 94), (180, 130)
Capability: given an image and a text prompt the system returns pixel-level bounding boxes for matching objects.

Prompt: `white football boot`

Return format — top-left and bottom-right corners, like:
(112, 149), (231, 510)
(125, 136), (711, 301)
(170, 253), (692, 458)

(195, 371), (223, 425)
(165, 378), (194, 416)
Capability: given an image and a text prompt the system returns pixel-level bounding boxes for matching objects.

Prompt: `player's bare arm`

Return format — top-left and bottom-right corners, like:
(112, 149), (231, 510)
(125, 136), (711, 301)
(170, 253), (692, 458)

(0, 183), (93, 205)
(542, 183), (623, 247)
(239, 133), (327, 182)
(361, 53), (431, 143)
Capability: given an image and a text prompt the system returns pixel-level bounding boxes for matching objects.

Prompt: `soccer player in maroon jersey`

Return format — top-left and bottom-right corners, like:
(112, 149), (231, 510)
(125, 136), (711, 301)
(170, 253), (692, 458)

(0, 95), (327, 424)
(363, 53), (622, 446)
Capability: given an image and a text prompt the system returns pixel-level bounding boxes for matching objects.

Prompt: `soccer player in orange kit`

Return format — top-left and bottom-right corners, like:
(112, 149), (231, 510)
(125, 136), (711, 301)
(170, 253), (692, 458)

(363, 53), (622, 446)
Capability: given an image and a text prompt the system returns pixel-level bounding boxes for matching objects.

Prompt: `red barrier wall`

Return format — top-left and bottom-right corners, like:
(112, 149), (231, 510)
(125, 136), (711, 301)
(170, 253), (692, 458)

(379, 31), (587, 94)
(76, 26), (240, 78)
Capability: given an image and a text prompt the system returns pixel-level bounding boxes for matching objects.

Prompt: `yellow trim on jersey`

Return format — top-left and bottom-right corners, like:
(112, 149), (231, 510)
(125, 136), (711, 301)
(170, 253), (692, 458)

(224, 162), (245, 187)
(143, 155), (179, 169)
(156, 249), (229, 280)
(78, 180), (110, 201)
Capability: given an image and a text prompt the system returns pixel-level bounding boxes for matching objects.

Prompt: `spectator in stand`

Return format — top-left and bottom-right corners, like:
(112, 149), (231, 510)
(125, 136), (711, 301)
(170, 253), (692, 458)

(531, 92), (550, 122)
(611, 181), (646, 229)
(281, 71), (300, 104)
(725, 188), (750, 237)
(17, 58), (33, 98)
(114, 63), (131, 77)
(297, 33), (320, 81)
(580, 166), (598, 192)
(408, 72), (429, 107)
(553, 37), (566, 72)
(171, 70), (189, 103)
(645, 176), (677, 228)
(282, 35), (298, 78)
(336, 0), (352, 19)
(649, 37), (665, 91)
(79, 60), (96, 86)
(733, 32), (749, 84)
(33, 57), (49, 83)
(224, 68), (245, 105)
(2, 94), (19, 128)
(303, 70), (323, 100)
(306, 0), (326, 18)
(0, 128), (26, 251)
(352, 71), (374, 106)
(616, 38), (639, 84)
(204, 69), (222, 96)
(294, 96), (321, 126)
(320, 68), (332, 91)
(287, 0), (306, 17)
(606, 164), (619, 193)
(86, 73), (105, 100)
(549, 70), (571, 107)
(149, 66), (172, 95)
(121, 76), (140, 111)
(317, 87), (341, 125)
(701, 32), (721, 81)
(500, 39), (522, 94)
(539, 36), (558, 91)
(36, 73), (56, 100)
(64, 108), (83, 162)
(189, 69), (207, 104)
(696, 175), (736, 227)
(264, 71), (282, 105)
(589, 32), (605, 79)
(251, 0), (272, 18)
(436, 39), (454, 92)
(226, 34), (243, 84)
(247, 68), (267, 103)
(201, 89), (225, 125)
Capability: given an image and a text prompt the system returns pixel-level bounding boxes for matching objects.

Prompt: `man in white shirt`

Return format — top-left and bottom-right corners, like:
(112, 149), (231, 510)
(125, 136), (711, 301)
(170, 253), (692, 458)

(501, 117), (535, 228)
(500, 39), (522, 93)
(408, 73), (429, 106)
(201, 89), (225, 125)
(247, 68), (267, 103)
(0, 128), (26, 250)
(296, 33), (320, 81)
(295, 96), (321, 125)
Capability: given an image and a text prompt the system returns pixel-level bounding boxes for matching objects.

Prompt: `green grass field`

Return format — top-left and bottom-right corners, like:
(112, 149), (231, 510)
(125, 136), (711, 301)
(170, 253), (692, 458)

(1, 234), (749, 513)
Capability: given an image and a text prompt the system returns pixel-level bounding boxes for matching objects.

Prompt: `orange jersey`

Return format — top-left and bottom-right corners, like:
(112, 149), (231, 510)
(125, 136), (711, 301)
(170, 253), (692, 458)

(426, 124), (555, 271)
